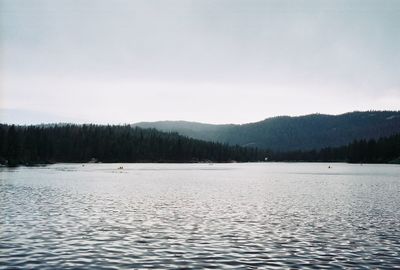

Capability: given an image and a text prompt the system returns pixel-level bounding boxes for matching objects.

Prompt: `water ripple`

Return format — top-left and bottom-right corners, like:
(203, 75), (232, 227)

(1, 163), (400, 269)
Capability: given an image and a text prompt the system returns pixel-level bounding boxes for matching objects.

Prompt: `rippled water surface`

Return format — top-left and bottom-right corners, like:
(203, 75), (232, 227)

(1, 163), (400, 269)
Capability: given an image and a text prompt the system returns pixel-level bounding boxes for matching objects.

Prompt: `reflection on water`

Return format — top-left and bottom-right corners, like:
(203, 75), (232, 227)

(1, 163), (400, 269)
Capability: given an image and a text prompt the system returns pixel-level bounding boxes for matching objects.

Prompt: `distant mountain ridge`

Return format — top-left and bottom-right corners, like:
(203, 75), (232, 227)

(134, 111), (400, 151)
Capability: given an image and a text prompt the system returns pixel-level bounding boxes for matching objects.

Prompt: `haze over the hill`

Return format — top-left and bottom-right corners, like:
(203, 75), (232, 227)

(1, 0), (400, 124)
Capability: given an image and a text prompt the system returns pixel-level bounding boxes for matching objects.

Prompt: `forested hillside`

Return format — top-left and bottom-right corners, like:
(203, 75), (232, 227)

(134, 121), (232, 142)
(134, 111), (400, 151)
(270, 133), (400, 164)
(0, 124), (264, 166)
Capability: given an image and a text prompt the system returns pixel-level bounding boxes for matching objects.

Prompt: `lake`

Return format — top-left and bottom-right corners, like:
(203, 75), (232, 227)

(1, 163), (400, 269)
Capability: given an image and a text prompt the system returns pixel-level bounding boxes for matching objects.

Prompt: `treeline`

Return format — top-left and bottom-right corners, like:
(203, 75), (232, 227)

(1, 124), (399, 166)
(269, 133), (400, 164)
(0, 124), (265, 166)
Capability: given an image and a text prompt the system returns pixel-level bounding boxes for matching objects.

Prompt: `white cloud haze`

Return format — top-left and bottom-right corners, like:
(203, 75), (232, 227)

(1, 0), (399, 124)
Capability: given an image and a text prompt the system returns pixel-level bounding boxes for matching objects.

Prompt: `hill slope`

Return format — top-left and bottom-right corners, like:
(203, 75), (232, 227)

(134, 111), (400, 151)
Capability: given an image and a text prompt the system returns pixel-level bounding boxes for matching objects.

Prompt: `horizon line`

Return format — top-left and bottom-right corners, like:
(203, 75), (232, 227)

(1, 109), (399, 126)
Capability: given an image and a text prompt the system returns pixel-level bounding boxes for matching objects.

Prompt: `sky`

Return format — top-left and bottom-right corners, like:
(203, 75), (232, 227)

(1, 0), (399, 124)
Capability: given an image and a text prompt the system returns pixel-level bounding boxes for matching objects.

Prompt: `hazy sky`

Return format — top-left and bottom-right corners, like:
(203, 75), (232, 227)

(1, 0), (399, 124)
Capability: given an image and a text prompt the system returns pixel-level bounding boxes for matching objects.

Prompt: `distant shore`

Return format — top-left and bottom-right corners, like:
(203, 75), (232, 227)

(1, 123), (399, 167)
(2, 159), (399, 168)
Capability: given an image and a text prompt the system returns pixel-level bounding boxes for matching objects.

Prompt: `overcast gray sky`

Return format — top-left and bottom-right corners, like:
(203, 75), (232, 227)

(1, 0), (399, 124)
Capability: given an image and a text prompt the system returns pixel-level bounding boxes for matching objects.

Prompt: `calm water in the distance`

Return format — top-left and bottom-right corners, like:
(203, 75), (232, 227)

(1, 163), (400, 269)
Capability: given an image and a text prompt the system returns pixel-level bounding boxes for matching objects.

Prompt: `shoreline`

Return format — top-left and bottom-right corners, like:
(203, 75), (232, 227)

(2, 160), (399, 168)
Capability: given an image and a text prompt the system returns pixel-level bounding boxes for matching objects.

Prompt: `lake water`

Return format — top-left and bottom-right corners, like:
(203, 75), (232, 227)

(1, 163), (400, 269)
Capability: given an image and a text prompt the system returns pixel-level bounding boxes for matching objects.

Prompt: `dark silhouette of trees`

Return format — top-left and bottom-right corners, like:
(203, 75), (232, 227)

(1, 124), (398, 166)
(0, 124), (265, 166)
(269, 133), (400, 164)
